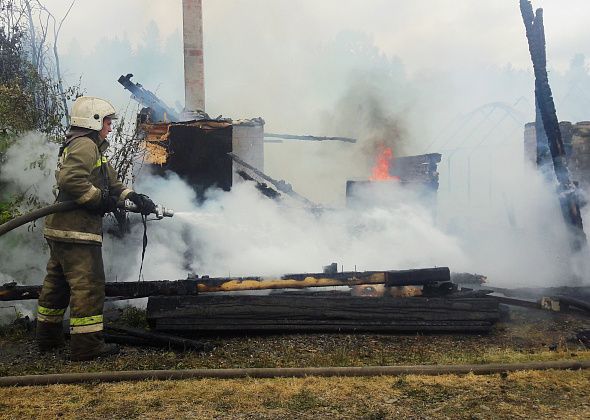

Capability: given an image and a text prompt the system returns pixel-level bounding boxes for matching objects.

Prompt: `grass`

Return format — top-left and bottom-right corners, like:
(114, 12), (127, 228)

(116, 305), (149, 329)
(1, 307), (589, 377)
(0, 306), (589, 418)
(1, 371), (589, 419)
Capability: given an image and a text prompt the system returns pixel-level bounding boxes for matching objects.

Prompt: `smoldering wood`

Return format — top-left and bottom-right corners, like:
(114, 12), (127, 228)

(346, 153), (442, 210)
(389, 153), (442, 190)
(520, 0), (587, 251)
(491, 296), (542, 310)
(444, 289), (494, 299)
(450, 272), (487, 286)
(490, 294), (590, 315)
(346, 154), (442, 194)
(105, 325), (212, 351)
(263, 133), (357, 143)
(488, 286), (590, 302)
(0, 267), (450, 301)
(236, 170), (281, 199)
(194, 267), (450, 292)
(147, 294), (500, 334)
(0, 280), (200, 301)
(229, 152), (318, 207)
(118, 74), (179, 122)
(557, 295), (590, 314)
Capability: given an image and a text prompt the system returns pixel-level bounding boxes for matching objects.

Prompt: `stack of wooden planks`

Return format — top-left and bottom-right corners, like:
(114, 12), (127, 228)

(147, 293), (500, 334)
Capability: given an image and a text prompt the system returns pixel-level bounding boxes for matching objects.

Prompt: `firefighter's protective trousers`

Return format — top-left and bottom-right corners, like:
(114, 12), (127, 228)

(37, 240), (106, 355)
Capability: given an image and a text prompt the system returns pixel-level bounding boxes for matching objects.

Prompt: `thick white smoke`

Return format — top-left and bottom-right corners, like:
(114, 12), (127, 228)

(0, 133), (58, 285)
(103, 162), (588, 288)
(0, 133), (58, 322)
(119, 174), (466, 279)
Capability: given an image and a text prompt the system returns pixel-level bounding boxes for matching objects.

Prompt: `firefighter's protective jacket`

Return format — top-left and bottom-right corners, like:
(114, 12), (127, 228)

(43, 129), (132, 245)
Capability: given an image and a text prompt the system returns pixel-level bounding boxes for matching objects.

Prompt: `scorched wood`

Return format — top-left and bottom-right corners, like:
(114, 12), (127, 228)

(147, 294), (499, 334)
(0, 280), (200, 301)
(0, 267), (450, 301)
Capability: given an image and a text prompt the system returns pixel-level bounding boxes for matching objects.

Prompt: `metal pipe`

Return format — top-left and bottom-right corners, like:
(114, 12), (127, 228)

(0, 360), (587, 387)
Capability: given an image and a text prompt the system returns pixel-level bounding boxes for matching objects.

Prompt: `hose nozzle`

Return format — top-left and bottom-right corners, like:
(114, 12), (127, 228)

(155, 205), (174, 220)
(123, 202), (174, 219)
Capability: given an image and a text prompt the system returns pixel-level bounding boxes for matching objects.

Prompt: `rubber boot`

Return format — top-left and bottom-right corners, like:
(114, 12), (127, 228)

(70, 332), (120, 361)
(36, 321), (65, 352)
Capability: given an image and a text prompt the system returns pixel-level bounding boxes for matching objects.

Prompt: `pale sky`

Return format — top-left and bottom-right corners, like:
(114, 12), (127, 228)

(44, 0), (590, 73)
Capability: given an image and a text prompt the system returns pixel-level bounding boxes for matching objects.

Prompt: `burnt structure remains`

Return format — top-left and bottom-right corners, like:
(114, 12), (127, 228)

(520, 0), (587, 250)
(525, 121), (590, 190)
(139, 118), (265, 200)
(141, 120), (233, 197)
(346, 153), (442, 206)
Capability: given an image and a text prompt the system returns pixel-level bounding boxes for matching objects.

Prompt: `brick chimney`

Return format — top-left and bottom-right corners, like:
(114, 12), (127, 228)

(182, 0), (205, 112)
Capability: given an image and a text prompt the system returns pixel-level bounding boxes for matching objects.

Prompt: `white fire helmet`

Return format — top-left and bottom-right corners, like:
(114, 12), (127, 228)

(70, 96), (118, 131)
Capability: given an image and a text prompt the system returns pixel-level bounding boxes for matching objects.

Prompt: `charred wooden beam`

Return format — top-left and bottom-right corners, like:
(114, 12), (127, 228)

(0, 280), (200, 302)
(229, 152), (318, 207)
(118, 74), (179, 122)
(236, 170), (282, 199)
(487, 285), (590, 302)
(520, 0), (587, 251)
(0, 267), (450, 301)
(450, 272), (487, 286)
(105, 325), (212, 351)
(491, 296), (541, 310)
(264, 133), (357, 143)
(147, 294), (500, 334)
(195, 267), (450, 293)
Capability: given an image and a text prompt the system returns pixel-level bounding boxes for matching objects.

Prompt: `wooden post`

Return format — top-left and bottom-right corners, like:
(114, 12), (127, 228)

(520, 0), (587, 252)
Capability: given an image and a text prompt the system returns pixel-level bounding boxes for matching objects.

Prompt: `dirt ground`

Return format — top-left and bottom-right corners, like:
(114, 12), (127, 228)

(0, 306), (589, 419)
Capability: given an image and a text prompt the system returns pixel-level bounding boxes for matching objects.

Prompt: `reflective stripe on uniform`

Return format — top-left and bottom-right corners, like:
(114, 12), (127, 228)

(94, 156), (108, 168)
(38, 313), (64, 323)
(70, 314), (103, 335)
(76, 185), (100, 204)
(38, 306), (66, 316)
(43, 227), (102, 243)
(37, 306), (66, 323)
(119, 188), (133, 201)
(70, 323), (104, 334)
(70, 314), (103, 326)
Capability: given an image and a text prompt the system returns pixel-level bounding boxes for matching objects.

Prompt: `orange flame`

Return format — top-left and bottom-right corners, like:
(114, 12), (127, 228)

(370, 146), (398, 181)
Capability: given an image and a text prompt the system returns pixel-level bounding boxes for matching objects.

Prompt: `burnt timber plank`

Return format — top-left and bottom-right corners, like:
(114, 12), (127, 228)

(0, 280), (200, 301)
(147, 295), (499, 333)
(0, 267), (450, 301)
(153, 322), (494, 334)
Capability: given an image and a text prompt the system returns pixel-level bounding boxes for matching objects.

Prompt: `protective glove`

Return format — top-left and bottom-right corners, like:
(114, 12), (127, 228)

(102, 195), (119, 214)
(85, 191), (118, 216)
(127, 191), (156, 215)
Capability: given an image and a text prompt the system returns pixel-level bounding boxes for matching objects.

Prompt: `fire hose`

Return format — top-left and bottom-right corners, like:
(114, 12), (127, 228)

(0, 200), (174, 237)
(0, 360), (588, 387)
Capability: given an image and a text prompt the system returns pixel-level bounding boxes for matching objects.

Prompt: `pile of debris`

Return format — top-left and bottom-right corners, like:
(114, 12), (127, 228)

(2, 266), (501, 338)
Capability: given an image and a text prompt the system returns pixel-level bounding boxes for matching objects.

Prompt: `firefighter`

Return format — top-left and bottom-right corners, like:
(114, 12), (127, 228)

(36, 96), (156, 361)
